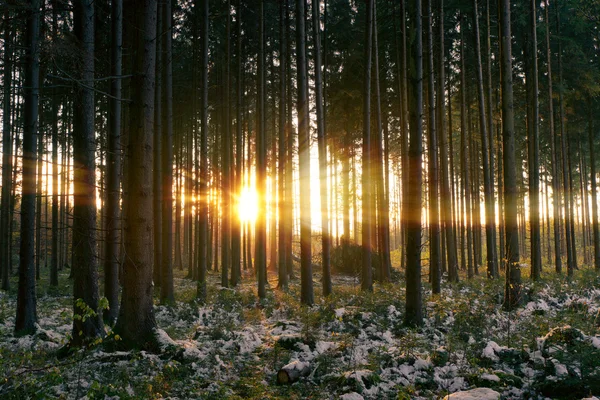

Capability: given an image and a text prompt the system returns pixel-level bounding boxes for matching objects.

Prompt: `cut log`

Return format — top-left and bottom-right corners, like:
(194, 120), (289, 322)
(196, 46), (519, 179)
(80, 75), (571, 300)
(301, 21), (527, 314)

(277, 360), (311, 384)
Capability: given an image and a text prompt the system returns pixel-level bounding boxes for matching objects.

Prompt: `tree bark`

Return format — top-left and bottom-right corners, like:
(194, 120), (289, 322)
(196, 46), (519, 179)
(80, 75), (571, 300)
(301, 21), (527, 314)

(499, 0), (521, 310)
(16, 0), (41, 335)
(256, 0), (268, 299)
(1, 9), (13, 291)
(114, 0), (159, 349)
(72, 0), (104, 345)
(589, 97), (600, 271)
(160, 0), (175, 303)
(404, 0), (424, 326)
(473, 0), (497, 280)
(296, 0), (313, 304)
(104, 0), (123, 323)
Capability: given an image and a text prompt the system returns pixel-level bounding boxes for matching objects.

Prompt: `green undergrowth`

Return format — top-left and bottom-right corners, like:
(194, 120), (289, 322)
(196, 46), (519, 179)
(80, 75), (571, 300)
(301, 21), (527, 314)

(0, 263), (599, 399)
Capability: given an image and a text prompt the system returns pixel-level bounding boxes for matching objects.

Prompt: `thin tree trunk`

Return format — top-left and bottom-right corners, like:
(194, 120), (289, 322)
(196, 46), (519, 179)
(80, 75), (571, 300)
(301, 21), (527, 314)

(256, 0), (268, 299)
(500, 0), (521, 310)
(544, 0), (561, 274)
(361, 0), (374, 292)
(556, 6), (574, 277)
(153, 7), (163, 287)
(473, 0), (497, 279)
(197, 0), (209, 302)
(426, 0), (440, 293)
(104, 0), (123, 323)
(16, 0), (41, 335)
(160, 0), (175, 303)
(404, 0), (424, 326)
(296, 0), (313, 304)
(460, 16), (473, 279)
(1, 9), (13, 291)
(277, 0), (288, 289)
(231, 0), (243, 286)
(312, 0), (332, 296)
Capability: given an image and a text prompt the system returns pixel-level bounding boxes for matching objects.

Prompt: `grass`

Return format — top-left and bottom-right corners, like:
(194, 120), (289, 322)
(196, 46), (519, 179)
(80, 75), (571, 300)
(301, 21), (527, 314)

(0, 258), (599, 399)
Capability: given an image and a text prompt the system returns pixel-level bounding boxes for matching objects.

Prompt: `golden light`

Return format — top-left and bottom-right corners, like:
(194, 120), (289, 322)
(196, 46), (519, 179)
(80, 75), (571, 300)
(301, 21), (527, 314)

(238, 186), (258, 223)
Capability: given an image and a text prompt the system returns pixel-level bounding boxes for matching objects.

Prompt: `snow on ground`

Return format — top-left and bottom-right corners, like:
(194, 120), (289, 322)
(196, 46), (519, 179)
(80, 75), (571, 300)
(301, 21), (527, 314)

(1, 271), (600, 399)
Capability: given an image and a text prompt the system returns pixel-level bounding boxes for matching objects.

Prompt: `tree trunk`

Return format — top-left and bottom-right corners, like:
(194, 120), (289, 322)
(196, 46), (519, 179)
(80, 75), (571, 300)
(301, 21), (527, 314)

(231, 0), (243, 286)
(404, 0), (423, 326)
(361, 0), (374, 292)
(425, 0), (440, 293)
(160, 0), (175, 303)
(556, 7), (574, 277)
(312, 0), (332, 296)
(296, 0), (313, 304)
(373, 1), (392, 284)
(473, 0), (497, 279)
(500, 0), (521, 310)
(437, 0), (457, 283)
(72, 0), (104, 345)
(16, 0), (41, 335)
(153, 7), (163, 287)
(544, 0), (561, 274)
(104, 0), (123, 323)
(197, 0), (209, 302)
(277, 0), (288, 289)
(115, 0), (159, 349)
(460, 16), (473, 279)
(256, 0), (268, 299)
(1, 9), (13, 291)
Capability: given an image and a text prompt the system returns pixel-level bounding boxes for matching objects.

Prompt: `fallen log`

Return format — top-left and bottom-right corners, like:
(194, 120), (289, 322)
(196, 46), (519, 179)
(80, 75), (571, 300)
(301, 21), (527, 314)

(277, 360), (311, 384)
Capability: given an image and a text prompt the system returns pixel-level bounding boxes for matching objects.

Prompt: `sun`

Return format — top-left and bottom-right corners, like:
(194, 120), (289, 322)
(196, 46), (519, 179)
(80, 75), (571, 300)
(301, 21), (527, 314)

(237, 186), (258, 223)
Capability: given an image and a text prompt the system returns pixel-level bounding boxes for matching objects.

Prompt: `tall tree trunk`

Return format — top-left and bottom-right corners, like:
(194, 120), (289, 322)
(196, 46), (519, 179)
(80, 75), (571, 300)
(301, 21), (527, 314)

(256, 0), (268, 299)
(104, 0), (123, 323)
(544, 0), (561, 274)
(115, 0), (159, 349)
(373, 1), (391, 283)
(426, 0), (440, 293)
(500, 0), (521, 310)
(1, 9), (13, 291)
(473, 0), (497, 279)
(231, 0), (243, 286)
(160, 0), (175, 303)
(400, 0), (409, 271)
(197, 0), (209, 302)
(72, 0), (104, 345)
(361, 0), (374, 292)
(284, 0), (294, 280)
(556, 7), (574, 277)
(296, 0), (313, 304)
(50, 4), (59, 288)
(485, 0), (498, 278)
(153, 7), (163, 287)
(221, 0), (232, 288)
(16, 0), (41, 335)
(312, 0), (332, 296)
(460, 16), (473, 279)
(437, 0), (457, 283)
(527, 0), (541, 280)
(404, 0), (424, 326)
(589, 98), (600, 270)
(277, 0), (288, 289)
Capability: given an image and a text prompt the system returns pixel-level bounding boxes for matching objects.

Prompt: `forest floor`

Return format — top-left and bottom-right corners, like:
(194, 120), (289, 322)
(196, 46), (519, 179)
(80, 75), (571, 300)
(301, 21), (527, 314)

(1, 261), (600, 400)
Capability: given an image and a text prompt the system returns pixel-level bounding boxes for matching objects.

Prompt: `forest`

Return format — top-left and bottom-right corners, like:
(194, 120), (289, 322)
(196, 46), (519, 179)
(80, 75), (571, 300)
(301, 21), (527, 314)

(1, 0), (600, 398)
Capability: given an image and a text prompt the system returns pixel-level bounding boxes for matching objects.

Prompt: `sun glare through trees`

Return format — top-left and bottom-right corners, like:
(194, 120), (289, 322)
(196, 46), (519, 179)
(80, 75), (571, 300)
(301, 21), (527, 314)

(1, 0), (600, 398)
